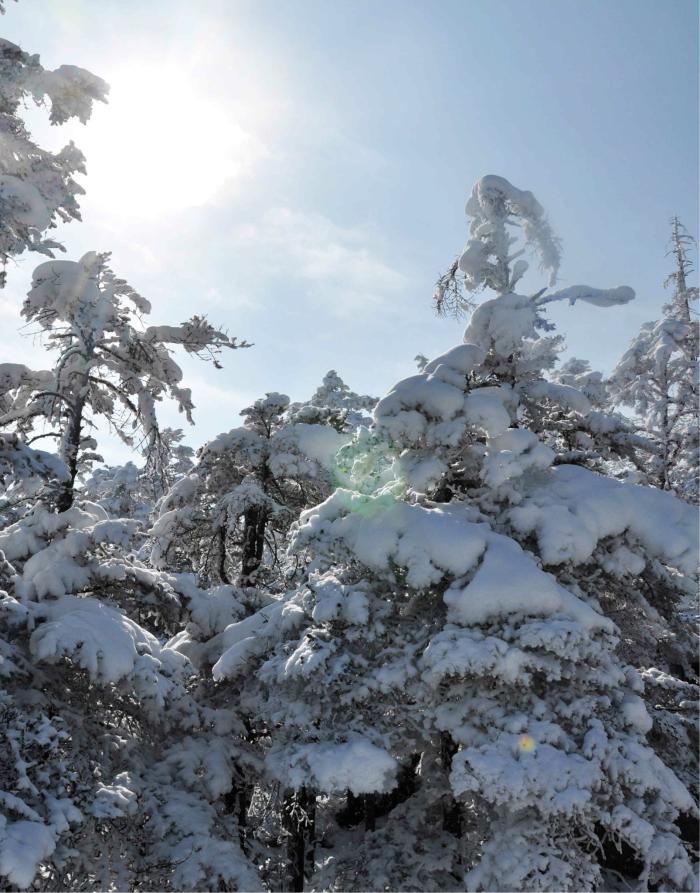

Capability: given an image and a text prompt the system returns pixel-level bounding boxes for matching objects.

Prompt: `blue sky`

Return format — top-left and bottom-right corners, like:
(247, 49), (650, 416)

(1, 0), (697, 462)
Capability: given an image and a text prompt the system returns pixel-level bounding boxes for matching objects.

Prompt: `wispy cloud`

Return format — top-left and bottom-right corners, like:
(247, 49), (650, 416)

(233, 208), (407, 317)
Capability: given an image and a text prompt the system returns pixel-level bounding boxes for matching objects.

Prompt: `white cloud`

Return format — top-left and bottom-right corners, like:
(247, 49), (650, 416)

(234, 207), (407, 316)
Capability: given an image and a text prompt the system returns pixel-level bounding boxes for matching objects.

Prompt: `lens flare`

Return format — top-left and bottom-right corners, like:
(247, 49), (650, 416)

(518, 733), (537, 754)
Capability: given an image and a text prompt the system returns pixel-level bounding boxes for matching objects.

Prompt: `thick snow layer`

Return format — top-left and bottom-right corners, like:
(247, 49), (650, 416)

(376, 373), (465, 430)
(0, 363), (53, 393)
(510, 465), (698, 574)
(523, 379), (593, 416)
(466, 175), (544, 224)
(423, 343), (484, 377)
(211, 596), (306, 680)
(374, 344), (513, 449)
(267, 739), (397, 795)
(294, 488), (613, 632)
(28, 253), (101, 322)
(170, 577), (245, 638)
(290, 423), (349, 469)
(421, 626), (530, 685)
(0, 503), (104, 562)
(482, 428), (554, 487)
(463, 388), (511, 437)
(0, 820), (55, 889)
(90, 776), (138, 819)
(451, 738), (601, 814)
(540, 284), (635, 308)
(293, 490), (488, 589)
(463, 293), (539, 355)
(30, 594), (187, 686)
(462, 175), (561, 287)
(311, 573), (370, 625)
(621, 694), (653, 733)
(443, 535), (613, 632)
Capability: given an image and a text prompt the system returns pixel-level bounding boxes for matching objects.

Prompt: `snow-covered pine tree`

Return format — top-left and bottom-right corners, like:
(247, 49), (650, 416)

(610, 217), (699, 502)
(432, 174), (651, 478)
(81, 460), (154, 523)
(288, 370), (377, 432)
(0, 499), (263, 890)
(0, 33), (107, 284)
(150, 372), (374, 589)
(551, 357), (610, 411)
(209, 176), (698, 891)
(80, 430), (194, 524)
(0, 252), (257, 888)
(0, 251), (248, 513)
(148, 375), (375, 889)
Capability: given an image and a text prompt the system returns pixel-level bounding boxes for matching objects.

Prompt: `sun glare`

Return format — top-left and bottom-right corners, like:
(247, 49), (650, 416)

(82, 63), (262, 216)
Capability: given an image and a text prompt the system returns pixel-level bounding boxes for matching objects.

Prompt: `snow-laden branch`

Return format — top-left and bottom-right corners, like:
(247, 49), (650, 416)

(535, 284), (635, 307)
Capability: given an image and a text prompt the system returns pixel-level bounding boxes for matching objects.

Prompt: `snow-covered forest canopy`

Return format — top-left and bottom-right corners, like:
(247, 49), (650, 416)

(0, 2), (698, 892)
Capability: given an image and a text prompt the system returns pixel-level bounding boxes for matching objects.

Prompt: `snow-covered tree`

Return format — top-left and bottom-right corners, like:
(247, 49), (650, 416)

(207, 177), (698, 891)
(552, 357), (610, 411)
(0, 34), (107, 283)
(80, 430), (194, 524)
(0, 497), (263, 890)
(80, 460), (154, 523)
(150, 388), (352, 588)
(433, 175), (651, 477)
(288, 370), (377, 432)
(610, 218), (699, 501)
(0, 251), (248, 512)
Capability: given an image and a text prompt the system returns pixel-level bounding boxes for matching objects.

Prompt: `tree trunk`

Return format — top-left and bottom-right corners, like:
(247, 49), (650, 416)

(217, 519), (230, 585)
(222, 768), (251, 853)
(440, 733), (463, 836)
(282, 787), (315, 892)
(56, 391), (87, 513)
(240, 505), (268, 583)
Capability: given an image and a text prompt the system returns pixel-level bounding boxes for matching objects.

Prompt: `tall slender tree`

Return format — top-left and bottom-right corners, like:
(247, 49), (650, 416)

(610, 218), (699, 501)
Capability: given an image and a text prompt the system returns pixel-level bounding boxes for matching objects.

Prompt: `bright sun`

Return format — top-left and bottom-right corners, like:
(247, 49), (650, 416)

(82, 64), (261, 216)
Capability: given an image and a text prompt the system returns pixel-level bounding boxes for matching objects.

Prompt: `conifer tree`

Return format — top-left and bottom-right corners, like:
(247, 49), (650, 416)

(0, 35), (107, 284)
(610, 218), (699, 501)
(209, 177), (697, 891)
(0, 251), (248, 512)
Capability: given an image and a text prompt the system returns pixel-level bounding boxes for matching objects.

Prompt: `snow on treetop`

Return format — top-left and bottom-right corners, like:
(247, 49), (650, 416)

(466, 175), (545, 221)
(30, 64), (109, 125)
(459, 175), (561, 292)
